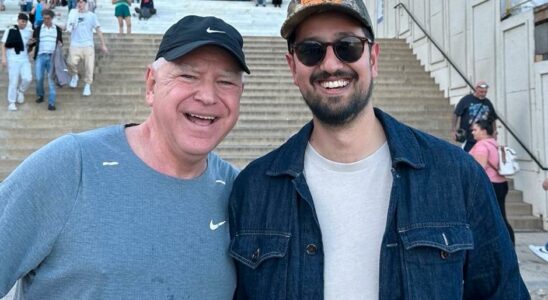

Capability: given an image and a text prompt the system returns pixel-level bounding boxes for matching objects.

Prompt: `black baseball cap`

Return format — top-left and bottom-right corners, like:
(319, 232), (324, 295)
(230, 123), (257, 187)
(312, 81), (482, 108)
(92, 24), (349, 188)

(156, 15), (250, 74)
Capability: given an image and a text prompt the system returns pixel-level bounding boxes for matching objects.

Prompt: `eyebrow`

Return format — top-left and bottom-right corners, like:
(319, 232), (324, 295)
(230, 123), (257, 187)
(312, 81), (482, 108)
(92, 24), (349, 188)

(173, 63), (242, 77)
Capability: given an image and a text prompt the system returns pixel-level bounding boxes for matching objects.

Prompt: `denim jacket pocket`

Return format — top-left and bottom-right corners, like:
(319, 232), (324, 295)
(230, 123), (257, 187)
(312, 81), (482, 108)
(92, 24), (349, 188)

(230, 231), (291, 270)
(399, 224), (474, 264)
(398, 224), (474, 299)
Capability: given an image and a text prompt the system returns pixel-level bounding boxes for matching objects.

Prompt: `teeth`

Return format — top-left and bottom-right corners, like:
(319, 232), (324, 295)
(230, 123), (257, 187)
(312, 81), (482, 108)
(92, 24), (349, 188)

(321, 80), (349, 89)
(189, 113), (215, 120)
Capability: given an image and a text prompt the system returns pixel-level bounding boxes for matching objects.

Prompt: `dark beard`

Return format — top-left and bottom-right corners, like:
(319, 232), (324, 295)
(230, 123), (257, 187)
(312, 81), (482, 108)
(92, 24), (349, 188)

(302, 76), (374, 127)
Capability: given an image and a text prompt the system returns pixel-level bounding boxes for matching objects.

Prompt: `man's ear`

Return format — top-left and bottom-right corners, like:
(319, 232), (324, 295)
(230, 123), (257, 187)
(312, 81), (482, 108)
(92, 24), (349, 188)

(285, 52), (298, 85)
(369, 43), (380, 78)
(145, 66), (155, 106)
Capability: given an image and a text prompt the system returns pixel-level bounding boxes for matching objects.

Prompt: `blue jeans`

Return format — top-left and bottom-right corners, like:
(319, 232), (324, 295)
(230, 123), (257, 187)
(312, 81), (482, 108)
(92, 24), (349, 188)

(21, 2), (32, 12)
(68, 0), (76, 11)
(35, 53), (56, 106)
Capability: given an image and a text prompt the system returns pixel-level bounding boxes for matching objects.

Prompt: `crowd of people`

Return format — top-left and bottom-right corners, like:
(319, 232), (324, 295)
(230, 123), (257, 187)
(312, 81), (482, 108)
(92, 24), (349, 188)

(0, 0), (545, 298)
(1, 0), (107, 111)
(0, 0), (159, 111)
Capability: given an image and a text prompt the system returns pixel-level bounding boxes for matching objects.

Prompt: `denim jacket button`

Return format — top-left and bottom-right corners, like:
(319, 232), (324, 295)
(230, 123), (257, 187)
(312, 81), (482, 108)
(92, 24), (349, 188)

(440, 250), (450, 259)
(306, 244), (317, 255)
(251, 248), (260, 262)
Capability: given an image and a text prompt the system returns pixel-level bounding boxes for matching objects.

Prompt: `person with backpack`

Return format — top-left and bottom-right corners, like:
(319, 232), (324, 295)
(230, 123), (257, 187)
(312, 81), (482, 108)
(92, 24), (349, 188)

(469, 119), (515, 245)
(134, 0), (155, 20)
(1, 13), (33, 111)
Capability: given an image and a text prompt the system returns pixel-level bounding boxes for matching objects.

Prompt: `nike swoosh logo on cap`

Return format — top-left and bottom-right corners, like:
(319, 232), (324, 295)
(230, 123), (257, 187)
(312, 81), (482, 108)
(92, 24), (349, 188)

(206, 27), (226, 34)
(210, 220), (227, 231)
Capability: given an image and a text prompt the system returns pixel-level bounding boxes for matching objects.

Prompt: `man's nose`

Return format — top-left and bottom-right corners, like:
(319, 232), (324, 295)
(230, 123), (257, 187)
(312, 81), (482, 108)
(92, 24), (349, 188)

(194, 81), (218, 105)
(319, 45), (344, 73)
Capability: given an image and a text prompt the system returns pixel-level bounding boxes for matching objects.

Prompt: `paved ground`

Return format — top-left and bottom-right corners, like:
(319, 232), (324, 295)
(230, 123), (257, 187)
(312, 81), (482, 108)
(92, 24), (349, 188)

(517, 232), (548, 299)
(2, 232), (547, 299)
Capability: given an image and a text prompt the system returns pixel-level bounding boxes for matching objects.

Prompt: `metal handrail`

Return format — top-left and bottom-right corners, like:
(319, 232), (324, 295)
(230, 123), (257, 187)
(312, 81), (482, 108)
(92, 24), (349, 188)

(394, 2), (548, 171)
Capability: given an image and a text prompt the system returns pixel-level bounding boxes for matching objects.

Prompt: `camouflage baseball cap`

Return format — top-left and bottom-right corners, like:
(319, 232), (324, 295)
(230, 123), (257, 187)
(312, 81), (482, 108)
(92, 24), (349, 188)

(280, 0), (374, 41)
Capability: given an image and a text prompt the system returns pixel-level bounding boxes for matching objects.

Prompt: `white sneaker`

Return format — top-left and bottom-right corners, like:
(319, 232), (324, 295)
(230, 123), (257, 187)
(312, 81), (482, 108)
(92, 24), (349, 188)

(83, 83), (91, 96)
(16, 91), (25, 104)
(69, 74), (79, 88)
(8, 103), (17, 111)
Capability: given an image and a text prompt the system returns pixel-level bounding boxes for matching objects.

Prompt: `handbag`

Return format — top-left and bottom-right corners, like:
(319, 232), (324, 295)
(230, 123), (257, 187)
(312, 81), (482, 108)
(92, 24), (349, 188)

(497, 146), (520, 176)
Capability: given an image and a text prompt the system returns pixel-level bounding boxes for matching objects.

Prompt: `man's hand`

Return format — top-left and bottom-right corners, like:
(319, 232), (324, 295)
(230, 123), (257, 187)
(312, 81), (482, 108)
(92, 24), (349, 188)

(542, 178), (548, 191)
(100, 45), (109, 54)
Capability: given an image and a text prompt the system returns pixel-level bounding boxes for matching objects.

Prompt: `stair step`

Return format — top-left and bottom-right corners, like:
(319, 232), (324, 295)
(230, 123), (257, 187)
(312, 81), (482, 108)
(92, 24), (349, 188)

(509, 215), (544, 231)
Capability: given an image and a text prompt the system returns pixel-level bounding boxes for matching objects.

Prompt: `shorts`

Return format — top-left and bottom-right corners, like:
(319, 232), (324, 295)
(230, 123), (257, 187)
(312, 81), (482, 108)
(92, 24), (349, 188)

(115, 4), (131, 18)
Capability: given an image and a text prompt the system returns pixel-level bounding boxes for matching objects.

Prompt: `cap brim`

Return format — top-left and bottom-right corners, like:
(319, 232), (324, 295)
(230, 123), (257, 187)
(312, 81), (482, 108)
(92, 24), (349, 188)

(280, 4), (373, 40)
(162, 40), (250, 74)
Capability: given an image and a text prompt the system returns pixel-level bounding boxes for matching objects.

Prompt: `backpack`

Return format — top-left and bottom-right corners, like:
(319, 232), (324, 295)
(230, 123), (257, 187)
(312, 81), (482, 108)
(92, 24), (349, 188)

(140, 7), (151, 19)
(497, 146), (520, 176)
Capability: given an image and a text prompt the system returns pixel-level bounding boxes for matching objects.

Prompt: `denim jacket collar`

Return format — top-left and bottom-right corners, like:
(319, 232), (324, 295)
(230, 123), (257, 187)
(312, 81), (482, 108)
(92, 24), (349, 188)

(266, 108), (425, 177)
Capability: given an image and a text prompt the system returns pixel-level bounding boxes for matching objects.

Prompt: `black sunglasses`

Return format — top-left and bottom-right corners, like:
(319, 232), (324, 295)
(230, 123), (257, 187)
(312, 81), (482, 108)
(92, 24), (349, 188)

(292, 36), (372, 67)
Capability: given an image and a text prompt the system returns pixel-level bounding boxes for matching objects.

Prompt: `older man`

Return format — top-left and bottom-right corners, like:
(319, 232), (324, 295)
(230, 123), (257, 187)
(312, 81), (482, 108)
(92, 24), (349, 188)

(29, 9), (63, 111)
(0, 15), (249, 299)
(452, 80), (498, 152)
(228, 0), (527, 299)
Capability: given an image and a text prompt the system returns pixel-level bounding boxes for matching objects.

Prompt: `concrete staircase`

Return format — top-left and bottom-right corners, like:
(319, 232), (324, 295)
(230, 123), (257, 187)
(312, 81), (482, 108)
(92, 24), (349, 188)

(0, 35), (451, 169)
(0, 33), (542, 231)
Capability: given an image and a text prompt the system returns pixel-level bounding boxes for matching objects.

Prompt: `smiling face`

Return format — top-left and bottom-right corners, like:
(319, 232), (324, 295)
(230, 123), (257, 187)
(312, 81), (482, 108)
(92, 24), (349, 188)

(145, 45), (244, 161)
(285, 11), (379, 127)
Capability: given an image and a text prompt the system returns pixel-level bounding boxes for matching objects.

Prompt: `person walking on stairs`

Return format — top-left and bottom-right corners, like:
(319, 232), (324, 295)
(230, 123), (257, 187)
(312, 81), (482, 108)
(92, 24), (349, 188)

(65, 0), (108, 96)
(1, 13), (32, 111)
(29, 8), (63, 111)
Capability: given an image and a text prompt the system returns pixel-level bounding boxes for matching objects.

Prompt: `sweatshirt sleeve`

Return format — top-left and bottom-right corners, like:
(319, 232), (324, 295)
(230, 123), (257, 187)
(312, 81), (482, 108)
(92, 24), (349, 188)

(0, 135), (82, 296)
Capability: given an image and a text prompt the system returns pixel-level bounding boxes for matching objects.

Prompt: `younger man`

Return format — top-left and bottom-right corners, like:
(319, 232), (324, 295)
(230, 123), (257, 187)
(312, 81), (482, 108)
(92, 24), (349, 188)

(1, 13), (32, 111)
(66, 0), (108, 96)
(229, 0), (528, 298)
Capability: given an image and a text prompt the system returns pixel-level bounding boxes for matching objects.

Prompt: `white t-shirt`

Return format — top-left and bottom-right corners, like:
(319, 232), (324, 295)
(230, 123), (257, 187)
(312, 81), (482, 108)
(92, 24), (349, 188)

(66, 10), (100, 47)
(304, 142), (393, 300)
(1, 26), (32, 62)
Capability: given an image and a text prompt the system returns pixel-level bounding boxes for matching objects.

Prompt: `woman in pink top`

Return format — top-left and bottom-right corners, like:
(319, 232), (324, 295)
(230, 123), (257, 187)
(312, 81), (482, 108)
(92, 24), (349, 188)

(470, 119), (514, 244)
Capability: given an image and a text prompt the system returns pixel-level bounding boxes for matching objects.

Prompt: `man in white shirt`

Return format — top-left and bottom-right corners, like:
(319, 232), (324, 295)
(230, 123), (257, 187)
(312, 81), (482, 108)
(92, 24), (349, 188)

(65, 0), (108, 96)
(1, 13), (33, 111)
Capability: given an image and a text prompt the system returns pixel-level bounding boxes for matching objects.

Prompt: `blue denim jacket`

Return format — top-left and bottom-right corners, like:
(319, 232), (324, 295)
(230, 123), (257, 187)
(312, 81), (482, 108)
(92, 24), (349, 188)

(229, 108), (529, 299)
